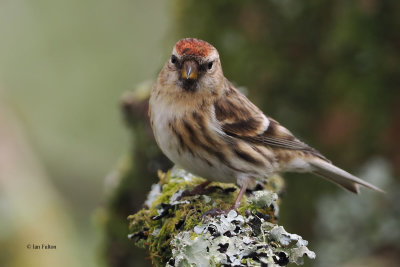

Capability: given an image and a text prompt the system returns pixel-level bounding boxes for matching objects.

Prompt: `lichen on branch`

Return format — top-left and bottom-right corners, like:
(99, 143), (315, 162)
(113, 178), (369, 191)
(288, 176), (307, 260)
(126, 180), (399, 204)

(128, 166), (315, 266)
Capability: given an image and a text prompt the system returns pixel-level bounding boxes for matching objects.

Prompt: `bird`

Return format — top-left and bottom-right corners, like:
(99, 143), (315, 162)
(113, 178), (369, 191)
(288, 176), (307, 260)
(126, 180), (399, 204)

(149, 38), (383, 212)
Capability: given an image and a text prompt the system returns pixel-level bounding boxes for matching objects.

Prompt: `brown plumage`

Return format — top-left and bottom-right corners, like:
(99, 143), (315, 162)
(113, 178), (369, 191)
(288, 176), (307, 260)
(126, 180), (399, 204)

(149, 38), (383, 211)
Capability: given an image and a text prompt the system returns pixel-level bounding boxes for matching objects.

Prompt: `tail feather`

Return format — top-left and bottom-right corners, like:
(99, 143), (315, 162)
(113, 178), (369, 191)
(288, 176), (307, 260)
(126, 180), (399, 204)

(309, 159), (384, 194)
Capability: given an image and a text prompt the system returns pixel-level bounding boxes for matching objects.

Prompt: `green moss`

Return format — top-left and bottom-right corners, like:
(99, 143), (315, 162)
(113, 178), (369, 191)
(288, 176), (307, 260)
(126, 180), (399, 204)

(128, 165), (314, 265)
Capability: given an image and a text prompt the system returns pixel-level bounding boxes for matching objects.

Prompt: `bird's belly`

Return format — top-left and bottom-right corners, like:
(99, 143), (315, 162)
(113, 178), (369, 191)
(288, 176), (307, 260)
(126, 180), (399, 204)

(152, 115), (234, 183)
(157, 127), (236, 183)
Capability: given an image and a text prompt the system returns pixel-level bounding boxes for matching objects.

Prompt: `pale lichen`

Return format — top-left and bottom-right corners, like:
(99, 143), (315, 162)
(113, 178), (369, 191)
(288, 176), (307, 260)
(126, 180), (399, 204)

(168, 210), (315, 267)
(128, 166), (315, 266)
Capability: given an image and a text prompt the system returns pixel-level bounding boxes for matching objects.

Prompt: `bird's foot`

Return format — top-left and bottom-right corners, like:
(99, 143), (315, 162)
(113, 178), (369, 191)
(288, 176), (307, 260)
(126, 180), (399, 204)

(177, 180), (212, 200)
(201, 178), (250, 217)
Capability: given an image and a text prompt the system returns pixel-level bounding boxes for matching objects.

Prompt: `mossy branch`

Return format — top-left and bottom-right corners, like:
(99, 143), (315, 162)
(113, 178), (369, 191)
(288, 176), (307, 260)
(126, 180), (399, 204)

(128, 167), (315, 266)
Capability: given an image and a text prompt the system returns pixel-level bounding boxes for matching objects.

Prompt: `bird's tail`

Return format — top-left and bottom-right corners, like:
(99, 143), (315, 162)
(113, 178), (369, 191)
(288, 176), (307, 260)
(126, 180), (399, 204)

(309, 159), (384, 194)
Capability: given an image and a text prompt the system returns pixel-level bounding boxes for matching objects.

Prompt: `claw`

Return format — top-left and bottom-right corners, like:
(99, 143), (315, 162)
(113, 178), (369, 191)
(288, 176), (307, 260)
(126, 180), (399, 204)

(202, 208), (228, 217)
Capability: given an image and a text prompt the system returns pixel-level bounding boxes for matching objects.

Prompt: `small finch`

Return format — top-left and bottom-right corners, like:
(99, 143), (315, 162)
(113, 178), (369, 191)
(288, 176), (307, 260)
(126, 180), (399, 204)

(149, 38), (382, 211)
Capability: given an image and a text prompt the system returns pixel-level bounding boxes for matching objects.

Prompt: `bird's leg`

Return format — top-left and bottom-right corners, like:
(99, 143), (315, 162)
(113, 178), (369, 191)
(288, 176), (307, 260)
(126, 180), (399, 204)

(178, 180), (212, 200)
(231, 179), (249, 210)
(203, 179), (249, 217)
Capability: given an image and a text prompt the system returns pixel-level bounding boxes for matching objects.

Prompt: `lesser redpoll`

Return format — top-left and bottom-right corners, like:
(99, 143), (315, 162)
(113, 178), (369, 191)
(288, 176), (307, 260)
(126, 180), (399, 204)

(149, 38), (382, 210)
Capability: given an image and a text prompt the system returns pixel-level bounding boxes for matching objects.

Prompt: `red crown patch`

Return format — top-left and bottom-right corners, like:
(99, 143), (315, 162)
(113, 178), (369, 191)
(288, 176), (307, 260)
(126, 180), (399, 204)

(175, 38), (213, 57)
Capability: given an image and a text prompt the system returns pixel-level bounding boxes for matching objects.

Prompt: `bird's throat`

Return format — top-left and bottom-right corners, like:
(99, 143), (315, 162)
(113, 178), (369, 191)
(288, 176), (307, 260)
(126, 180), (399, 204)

(181, 79), (198, 92)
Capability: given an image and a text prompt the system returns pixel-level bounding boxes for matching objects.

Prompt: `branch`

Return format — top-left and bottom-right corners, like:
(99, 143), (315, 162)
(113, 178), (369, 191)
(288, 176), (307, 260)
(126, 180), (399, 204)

(128, 167), (315, 266)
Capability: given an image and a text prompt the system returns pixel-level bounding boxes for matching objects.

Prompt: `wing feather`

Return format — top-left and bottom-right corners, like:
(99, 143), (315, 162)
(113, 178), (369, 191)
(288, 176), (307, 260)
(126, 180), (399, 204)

(214, 82), (328, 161)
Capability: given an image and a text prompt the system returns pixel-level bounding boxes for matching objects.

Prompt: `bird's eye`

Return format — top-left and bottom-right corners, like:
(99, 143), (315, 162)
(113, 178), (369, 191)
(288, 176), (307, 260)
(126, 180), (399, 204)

(171, 55), (178, 64)
(207, 61), (213, 70)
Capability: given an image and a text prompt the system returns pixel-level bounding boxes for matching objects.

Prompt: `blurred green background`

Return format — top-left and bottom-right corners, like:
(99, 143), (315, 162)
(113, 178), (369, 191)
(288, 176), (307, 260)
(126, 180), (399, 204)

(0, 0), (399, 266)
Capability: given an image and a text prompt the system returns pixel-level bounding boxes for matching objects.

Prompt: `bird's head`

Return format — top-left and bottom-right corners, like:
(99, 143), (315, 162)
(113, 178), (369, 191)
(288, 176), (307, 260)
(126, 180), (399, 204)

(159, 38), (224, 96)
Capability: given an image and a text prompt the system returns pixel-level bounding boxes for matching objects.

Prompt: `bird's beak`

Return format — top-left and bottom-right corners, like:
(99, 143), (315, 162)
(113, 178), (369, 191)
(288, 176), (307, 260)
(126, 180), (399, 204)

(181, 61), (198, 80)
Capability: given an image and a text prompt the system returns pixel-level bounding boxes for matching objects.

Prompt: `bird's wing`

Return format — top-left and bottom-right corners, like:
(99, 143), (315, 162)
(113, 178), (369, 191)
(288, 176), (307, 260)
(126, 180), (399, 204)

(214, 83), (328, 161)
